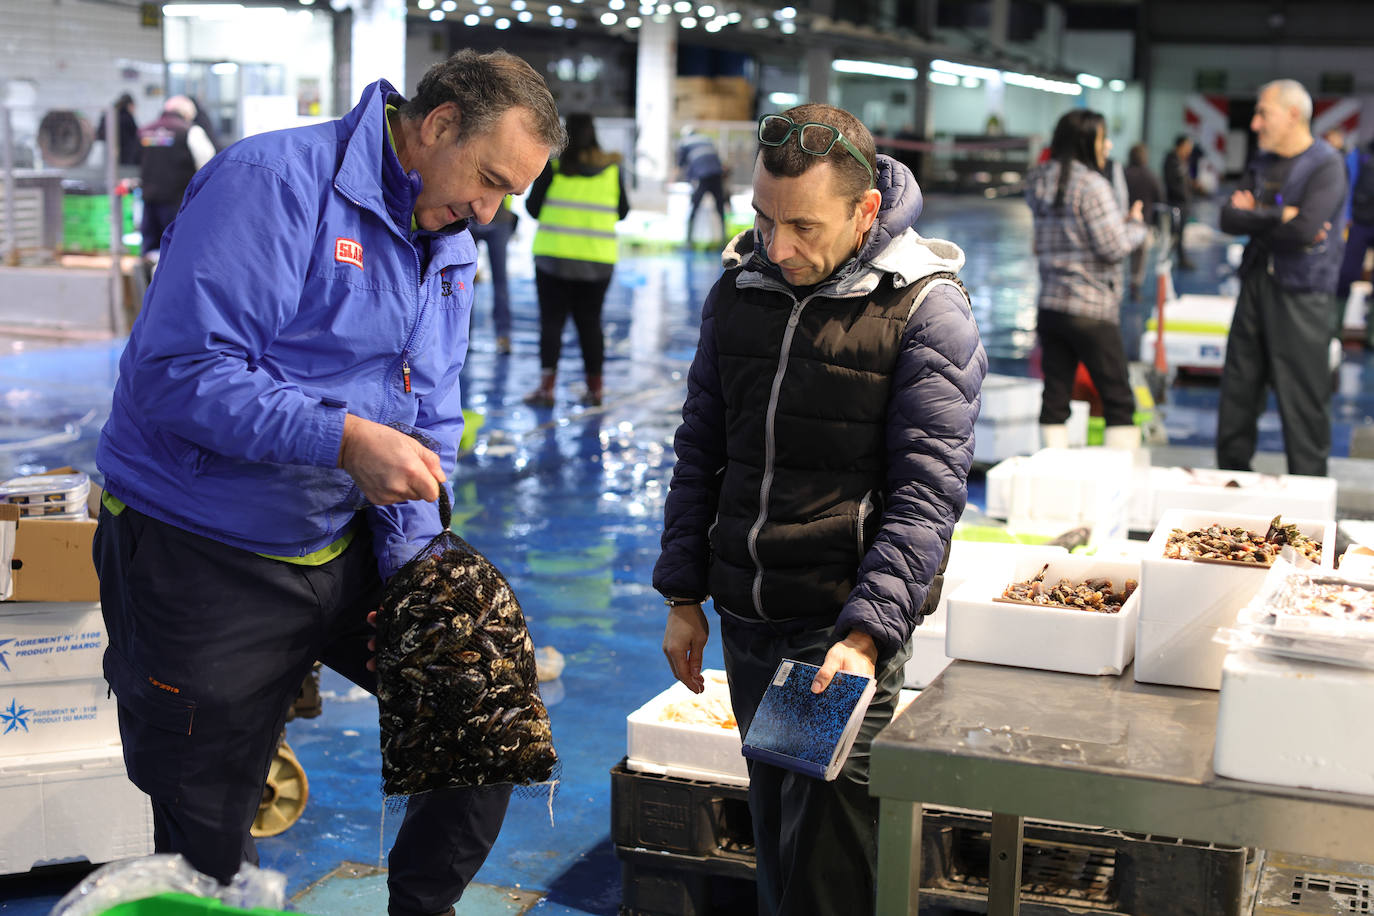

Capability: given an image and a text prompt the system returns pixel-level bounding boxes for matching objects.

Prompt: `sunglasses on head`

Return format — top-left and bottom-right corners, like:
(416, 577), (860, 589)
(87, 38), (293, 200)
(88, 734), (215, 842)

(757, 114), (875, 190)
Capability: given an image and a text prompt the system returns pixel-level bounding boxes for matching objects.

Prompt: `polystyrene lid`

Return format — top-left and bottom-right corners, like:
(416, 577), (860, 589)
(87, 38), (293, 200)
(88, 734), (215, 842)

(0, 473), (91, 503)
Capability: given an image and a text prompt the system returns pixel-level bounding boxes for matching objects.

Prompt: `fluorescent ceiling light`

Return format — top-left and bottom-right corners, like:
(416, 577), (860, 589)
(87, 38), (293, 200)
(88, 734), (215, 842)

(698, 4), (714, 14)
(495, 16), (510, 27)
(832, 60), (918, 81)
(626, 15), (641, 26)
(1002, 71), (1081, 95)
(162, 4), (244, 16)
(768, 91), (799, 106)
(517, 9), (532, 20)
(961, 76), (981, 88)
(780, 20), (794, 32)
(417, 0), (434, 8)
(428, 8), (443, 18)
(464, 12), (479, 24)
(681, 14), (696, 26)
(600, 11), (617, 24)
(930, 59), (999, 81)
(927, 71), (959, 86)
(1076, 73), (1103, 89)
(1108, 79), (1126, 91)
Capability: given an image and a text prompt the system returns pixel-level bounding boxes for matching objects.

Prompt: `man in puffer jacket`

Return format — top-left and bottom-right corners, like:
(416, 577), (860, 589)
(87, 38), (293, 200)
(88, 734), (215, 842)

(654, 103), (986, 916)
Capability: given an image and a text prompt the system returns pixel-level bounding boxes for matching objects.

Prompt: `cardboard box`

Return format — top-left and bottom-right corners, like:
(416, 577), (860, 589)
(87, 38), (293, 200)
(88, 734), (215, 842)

(626, 670), (748, 787)
(0, 602), (105, 684)
(0, 677), (121, 758)
(945, 554), (1141, 676)
(0, 744), (153, 875)
(3, 469), (100, 603)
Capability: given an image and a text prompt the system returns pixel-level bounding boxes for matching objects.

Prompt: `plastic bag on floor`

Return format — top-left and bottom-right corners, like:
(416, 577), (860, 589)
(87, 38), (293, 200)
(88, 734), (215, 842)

(49, 854), (286, 916)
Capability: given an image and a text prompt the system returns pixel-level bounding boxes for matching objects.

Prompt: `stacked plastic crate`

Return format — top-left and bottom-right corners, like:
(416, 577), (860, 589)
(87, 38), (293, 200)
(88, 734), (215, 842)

(0, 474), (153, 876)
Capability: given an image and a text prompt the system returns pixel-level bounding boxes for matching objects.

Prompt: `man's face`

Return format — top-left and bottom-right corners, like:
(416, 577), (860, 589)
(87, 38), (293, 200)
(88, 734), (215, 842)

(1252, 87), (1299, 153)
(751, 155), (878, 288)
(403, 104), (550, 231)
(1095, 126), (1108, 170)
(1177, 138), (1193, 159)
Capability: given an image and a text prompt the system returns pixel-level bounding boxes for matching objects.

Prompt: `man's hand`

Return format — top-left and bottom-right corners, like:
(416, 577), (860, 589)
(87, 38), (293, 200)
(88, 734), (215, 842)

(1128, 199), (1145, 223)
(1229, 189), (1256, 210)
(338, 414), (445, 505)
(662, 604), (709, 694)
(812, 630), (879, 694)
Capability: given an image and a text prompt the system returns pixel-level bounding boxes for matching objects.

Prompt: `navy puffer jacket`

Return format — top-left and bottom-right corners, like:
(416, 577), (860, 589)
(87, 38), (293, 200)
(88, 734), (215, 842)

(654, 155), (987, 659)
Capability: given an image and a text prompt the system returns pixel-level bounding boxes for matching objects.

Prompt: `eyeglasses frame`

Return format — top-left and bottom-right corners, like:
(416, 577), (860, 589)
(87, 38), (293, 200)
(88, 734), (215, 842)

(756, 114), (876, 190)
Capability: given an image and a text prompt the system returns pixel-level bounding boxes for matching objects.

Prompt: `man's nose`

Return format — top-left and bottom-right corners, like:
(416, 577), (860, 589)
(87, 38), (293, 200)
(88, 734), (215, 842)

(473, 195), (501, 225)
(767, 230), (793, 264)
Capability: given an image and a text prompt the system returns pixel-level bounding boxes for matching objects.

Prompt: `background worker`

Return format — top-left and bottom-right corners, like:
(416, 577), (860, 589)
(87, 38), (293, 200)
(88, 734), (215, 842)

(1217, 78), (1347, 477)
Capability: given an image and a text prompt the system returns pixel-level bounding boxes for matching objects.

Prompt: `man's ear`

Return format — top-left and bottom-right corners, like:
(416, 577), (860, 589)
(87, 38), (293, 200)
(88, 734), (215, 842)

(422, 102), (462, 146)
(856, 187), (882, 231)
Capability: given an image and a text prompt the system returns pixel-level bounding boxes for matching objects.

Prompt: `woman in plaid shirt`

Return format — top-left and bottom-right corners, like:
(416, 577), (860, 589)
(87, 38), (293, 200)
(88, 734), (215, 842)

(1027, 109), (1147, 450)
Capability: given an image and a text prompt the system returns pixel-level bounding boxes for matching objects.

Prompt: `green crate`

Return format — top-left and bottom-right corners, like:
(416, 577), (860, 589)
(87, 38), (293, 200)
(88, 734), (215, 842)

(61, 193), (135, 250)
(97, 892), (295, 916)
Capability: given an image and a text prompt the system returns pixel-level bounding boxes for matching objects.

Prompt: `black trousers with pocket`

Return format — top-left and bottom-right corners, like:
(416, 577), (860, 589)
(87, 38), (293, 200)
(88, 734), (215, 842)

(534, 268), (610, 378)
(92, 505), (511, 916)
(721, 617), (910, 916)
(1036, 308), (1137, 428)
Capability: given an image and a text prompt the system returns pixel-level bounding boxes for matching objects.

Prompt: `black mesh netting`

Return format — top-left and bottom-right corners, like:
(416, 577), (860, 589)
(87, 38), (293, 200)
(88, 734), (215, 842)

(376, 480), (558, 798)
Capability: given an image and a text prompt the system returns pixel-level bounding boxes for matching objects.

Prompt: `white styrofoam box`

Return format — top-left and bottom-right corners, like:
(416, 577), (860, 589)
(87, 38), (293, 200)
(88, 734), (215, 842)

(0, 744), (153, 875)
(0, 603), (105, 684)
(904, 625), (952, 689)
(1135, 620), (1227, 690)
(1135, 510), (1336, 690)
(1006, 447), (1132, 544)
(1138, 329), (1227, 372)
(0, 678), (121, 758)
(626, 669), (748, 786)
(1343, 280), (1370, 336)
(945, 554), (1141, 676)
(1151, 467), (1337, 525)
(977, 374), (1044, 422)
(973, 402), (1089, 464)
(1127, 464), (1158, 532)
(937, 541), (1069, 621)
(982, 456), (1025, 519)
(1215, 650), (1374, 796)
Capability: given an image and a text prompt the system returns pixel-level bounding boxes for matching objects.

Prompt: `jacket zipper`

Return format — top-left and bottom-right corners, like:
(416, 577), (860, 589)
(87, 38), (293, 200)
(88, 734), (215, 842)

(857, 490), (873, 560)
(333, 184), (426, 406)
(746, 292), (820, 619)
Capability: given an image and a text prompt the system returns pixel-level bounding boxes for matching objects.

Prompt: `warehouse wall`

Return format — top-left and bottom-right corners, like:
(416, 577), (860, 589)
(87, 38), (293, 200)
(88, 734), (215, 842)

(0, 0), (162, 164)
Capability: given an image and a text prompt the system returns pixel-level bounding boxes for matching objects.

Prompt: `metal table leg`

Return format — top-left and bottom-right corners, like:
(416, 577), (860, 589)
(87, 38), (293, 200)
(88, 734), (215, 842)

(989, 811), (1024, 916)
(876, 797), (923, 915)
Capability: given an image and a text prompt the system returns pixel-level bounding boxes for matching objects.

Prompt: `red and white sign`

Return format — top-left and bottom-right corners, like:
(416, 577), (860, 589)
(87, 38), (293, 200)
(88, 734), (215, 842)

(1184, 93), (1229, 182)
(334, 238), (363, 270)
(1313, 97), (1361, 145)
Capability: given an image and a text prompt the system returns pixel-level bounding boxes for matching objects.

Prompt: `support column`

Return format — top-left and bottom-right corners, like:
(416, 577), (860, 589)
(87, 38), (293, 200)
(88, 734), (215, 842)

(350, 0), (407, 105)
(804, 46), (833, 106)
(634, 17), (677, 208)
(989, 0), (1010, 49)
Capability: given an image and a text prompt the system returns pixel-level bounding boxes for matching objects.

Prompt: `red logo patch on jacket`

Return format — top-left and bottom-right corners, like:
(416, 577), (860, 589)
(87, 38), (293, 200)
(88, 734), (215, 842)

(334, 238), (363, 269)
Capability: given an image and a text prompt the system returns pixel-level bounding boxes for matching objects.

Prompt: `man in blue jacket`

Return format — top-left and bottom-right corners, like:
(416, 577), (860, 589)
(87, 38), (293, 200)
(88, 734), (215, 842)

(654, 104), (986, 916)
(92, 50), (564, 916)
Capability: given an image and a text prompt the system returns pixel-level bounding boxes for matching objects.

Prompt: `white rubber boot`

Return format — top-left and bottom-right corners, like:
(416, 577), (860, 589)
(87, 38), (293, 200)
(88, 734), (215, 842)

(1039, 424), (1070, 450)
(1103, 424), (1141, 450)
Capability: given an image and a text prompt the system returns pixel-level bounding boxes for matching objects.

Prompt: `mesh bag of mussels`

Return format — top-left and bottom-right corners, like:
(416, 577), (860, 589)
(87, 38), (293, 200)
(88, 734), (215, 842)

(376, 484), (557, 797)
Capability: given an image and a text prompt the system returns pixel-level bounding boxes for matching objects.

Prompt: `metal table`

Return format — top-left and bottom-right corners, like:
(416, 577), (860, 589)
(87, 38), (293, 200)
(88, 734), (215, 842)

(870, 660), (1374, 915)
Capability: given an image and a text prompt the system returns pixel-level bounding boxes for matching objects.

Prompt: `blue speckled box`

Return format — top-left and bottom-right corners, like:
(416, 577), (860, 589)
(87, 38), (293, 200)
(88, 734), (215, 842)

(741, 658), (875, 781)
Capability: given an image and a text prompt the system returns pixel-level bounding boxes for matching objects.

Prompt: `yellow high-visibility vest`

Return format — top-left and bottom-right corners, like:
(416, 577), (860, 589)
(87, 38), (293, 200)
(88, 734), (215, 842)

(531, 160), (621, 265)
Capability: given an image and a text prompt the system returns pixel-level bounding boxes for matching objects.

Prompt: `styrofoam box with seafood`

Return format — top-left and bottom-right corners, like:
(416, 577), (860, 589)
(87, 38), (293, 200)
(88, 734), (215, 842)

(945, 554), (1141, 676)
(1146, 467), (1336, 528)
(0, 474), (91, 518)
(0, 603), (105, 685)
(1135, 509), (1335, 690)
(1214, 650), (1374, 796)
(976, 374), (1044, 423)
(626, 669), (748, 786)
(0, 744), (153, 876)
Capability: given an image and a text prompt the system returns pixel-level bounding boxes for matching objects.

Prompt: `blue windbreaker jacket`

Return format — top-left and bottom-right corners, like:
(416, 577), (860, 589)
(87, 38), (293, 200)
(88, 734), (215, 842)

(97, 79), (477, 579)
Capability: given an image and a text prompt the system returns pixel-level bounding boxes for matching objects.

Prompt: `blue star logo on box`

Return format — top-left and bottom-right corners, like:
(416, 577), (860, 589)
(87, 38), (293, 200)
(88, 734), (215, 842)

(2, 697), (32, 734)
(0, 638), (12, 672)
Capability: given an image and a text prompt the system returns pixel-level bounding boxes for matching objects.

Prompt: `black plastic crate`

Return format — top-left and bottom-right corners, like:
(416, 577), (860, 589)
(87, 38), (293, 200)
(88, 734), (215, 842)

(617, 844), (757, 916)
(919, 808), (1252, 916)
(611, 760), (754, 862)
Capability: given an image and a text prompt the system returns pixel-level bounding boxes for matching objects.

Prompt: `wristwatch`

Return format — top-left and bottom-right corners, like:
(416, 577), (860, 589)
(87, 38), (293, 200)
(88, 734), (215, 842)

(664, 596), (704, 607)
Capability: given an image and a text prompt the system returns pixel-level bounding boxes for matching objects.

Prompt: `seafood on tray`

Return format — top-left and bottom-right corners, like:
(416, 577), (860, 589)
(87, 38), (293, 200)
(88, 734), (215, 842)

(1163, 515), (1322, 566)
(997, 563), (1137, 613)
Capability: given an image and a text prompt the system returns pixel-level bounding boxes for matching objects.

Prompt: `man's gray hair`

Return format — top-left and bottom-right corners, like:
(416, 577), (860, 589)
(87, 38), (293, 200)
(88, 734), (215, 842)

(401, 49), (567, 155)
(1260, 79), (1313, 124)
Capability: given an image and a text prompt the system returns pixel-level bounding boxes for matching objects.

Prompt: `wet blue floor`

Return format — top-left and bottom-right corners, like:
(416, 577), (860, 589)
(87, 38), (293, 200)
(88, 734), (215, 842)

(2, 193), (1374, 914)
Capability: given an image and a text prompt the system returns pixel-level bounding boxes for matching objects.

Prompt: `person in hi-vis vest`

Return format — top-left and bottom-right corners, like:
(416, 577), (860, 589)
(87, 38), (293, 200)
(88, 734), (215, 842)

(524, 112), (631, 407)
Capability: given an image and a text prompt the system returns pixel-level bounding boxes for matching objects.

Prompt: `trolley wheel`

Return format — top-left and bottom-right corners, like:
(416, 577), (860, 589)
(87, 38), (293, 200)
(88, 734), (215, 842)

(251, 740), (310, 838)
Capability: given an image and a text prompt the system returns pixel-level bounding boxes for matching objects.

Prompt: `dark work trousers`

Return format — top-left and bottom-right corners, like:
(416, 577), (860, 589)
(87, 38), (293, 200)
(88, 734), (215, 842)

(468, 217), (514, 339)
(1036, 308), (1137, 427)
(140, 200), (180, 255)
(534, 268), (610, 377)
(93, 505), (512, 916)
(1217, 268), (1333, 477)
(721, 617), (911, 916)
(688, 173), (728, 243)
